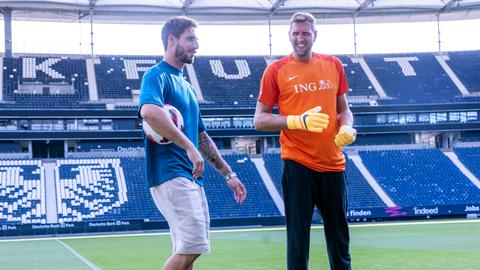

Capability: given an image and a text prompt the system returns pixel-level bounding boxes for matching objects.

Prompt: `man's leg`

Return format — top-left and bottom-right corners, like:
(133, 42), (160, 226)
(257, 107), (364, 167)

(282, 160), (315, 270)
(162, 254), (200, 270)
(316, 172), (351, 270)
(150, 178), (210, 270)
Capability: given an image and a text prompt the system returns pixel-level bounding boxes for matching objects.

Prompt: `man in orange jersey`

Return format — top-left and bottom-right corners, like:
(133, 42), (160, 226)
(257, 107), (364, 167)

(254, 12), (356, 270)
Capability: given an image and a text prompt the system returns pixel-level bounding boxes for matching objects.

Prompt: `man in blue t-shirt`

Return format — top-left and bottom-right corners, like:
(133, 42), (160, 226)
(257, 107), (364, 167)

(138, 16), (247, 270)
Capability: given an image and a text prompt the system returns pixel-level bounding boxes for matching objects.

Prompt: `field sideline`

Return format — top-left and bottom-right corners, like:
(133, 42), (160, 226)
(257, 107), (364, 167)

(1, 219), (479, 269)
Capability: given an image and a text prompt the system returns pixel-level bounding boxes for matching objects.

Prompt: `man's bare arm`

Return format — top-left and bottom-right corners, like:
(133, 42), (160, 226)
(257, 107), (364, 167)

(253, 101), (288, 132)
(198, 131), (232, 176)
(336, 94), (354, 127)
(141, 103), (204, 179)
(198, 131), (247, 203)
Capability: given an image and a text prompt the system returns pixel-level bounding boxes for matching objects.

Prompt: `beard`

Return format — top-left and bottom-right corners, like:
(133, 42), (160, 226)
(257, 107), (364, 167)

(293, 42), (313, 58)
(175, 45), (194, 64)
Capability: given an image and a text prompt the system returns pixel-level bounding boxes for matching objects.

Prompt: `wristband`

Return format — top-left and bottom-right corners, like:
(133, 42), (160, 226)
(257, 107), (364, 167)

(224, 172), (237, 181)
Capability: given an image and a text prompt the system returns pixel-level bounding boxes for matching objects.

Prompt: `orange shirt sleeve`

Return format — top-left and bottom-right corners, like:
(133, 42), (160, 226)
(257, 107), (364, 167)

(258, 63), (280, 107)
(334, 57), (349, 97)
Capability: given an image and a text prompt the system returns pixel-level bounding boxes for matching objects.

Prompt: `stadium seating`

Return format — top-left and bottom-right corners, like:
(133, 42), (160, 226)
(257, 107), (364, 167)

(345, 156), (386, 209)
(117, 157), (163, 221)
(1, 56), (101, 109)
(262, 153), (386, 209)
(2, 51), (480, 109)
(359, 148), (480, 206)
(3, 146), (480, 225)
(262, 153), (284, 197)
(203, 154), (281, 219)
(453, 146), (480, 179)
(337, 55), (377, 98)
(53, 154), (284, 222)
(1, 51), (480, 225)
(56, 158), (160, 222)
(193, 56), (266, 108)
(94, 56), (161, 99)
(0, 153), (284, 224)
(364, 53), (461, 104)
(446, 51), (480, 94)
(0, 160), (46, 224)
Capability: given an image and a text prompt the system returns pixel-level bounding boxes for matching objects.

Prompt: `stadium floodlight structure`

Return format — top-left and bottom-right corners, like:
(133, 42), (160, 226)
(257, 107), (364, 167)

(1, 0), (480, 24)
(1, 0), (480, 55)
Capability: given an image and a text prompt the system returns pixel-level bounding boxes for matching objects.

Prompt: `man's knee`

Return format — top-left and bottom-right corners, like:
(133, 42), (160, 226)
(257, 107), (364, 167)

(163, 253), (200, 270)
(177, 253), (200, 267)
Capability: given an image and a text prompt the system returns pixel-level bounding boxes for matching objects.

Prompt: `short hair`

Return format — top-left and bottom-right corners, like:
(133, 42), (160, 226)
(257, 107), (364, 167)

(161, 16), (198, 51)
(289, 12), (316, 31)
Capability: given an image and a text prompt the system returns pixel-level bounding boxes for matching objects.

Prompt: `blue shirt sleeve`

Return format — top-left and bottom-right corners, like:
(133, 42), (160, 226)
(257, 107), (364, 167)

(138, 68), (165, 118)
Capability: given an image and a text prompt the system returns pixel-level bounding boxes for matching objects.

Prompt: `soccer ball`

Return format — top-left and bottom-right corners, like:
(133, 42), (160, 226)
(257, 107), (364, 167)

(142, 104), (184, 144)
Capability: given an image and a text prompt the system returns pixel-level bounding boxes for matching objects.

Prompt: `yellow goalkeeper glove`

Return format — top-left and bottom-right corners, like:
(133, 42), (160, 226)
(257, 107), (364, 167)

(286, 106), (329, 133)
(334, 125), (357, 147)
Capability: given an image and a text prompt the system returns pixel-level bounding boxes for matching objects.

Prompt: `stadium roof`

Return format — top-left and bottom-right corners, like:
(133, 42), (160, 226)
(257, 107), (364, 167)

(1, 0), (480, 25)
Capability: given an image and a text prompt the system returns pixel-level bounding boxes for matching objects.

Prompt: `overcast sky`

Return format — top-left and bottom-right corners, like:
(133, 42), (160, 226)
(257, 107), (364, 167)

(3, 18), (480, 56)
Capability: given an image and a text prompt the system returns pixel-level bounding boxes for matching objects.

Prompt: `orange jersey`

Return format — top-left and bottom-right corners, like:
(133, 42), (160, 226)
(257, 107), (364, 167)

(259, 53), (349, 172)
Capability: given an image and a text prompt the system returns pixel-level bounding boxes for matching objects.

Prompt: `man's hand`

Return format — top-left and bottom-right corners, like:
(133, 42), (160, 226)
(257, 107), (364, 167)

(287, 106), (329, 133)
(227, 177), (247, 204)
(334, 125), (357, 147)
(186, 147), (204, 179)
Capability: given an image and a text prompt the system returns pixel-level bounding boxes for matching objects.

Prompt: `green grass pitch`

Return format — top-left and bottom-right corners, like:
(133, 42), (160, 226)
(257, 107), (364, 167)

(1, 219), (479, 269)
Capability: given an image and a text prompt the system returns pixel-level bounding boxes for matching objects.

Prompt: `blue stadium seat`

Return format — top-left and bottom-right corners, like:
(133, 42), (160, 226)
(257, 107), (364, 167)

(54, 154), (283, 222)
(94, 56), (162, 99)
(446, 51), (480, 95)
(2, 56), (103, 109)
(454, 146), (480, 179)
(2, 51), (479, 109)
(193, 56), (266, 108)
(364, 53), (461, 105)
(344, 156), (386, 209)
(262, 153), (284, 198)
(56, 157), (160, 222)
(360, 148), (480, 206)
(262, 153), (386, 209)
(203, 154), (281, 218)
(337, 55), (377, 97)
(0, 160), (46, 224)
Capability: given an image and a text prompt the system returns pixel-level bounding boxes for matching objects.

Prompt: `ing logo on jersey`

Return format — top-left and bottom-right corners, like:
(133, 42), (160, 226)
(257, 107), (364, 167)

(293, 80), (334, 94)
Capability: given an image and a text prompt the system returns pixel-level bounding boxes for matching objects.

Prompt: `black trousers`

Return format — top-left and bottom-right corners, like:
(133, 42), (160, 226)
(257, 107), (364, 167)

(282, 160), (351, 270)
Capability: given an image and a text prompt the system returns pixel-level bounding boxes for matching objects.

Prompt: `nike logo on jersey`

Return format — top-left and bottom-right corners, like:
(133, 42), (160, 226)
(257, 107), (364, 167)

(288, 75), (298, 81)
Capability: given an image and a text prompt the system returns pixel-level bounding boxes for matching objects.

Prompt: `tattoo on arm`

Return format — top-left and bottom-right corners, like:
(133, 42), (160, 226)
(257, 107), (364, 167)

(198, 132), (228, 172)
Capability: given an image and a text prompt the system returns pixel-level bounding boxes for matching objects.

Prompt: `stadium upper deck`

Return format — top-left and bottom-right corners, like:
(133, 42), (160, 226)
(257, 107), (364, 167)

(1, 50), (479, 110)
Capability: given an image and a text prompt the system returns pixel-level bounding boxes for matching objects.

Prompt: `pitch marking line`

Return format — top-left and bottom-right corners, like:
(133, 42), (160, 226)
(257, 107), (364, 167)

(56, 239), (101, 270)
(0, 219), (479, 243)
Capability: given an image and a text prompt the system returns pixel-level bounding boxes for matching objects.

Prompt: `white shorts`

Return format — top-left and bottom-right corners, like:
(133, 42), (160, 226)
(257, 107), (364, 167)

(150, 177), (210, 254)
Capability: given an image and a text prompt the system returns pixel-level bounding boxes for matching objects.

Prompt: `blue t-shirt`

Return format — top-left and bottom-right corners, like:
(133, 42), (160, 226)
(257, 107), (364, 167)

(138, 61), (206, 187)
